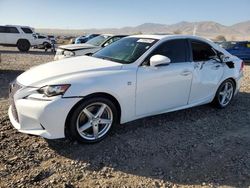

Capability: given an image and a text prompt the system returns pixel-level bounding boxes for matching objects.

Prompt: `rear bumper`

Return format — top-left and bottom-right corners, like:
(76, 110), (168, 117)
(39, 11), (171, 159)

(235, 71), (244, 95)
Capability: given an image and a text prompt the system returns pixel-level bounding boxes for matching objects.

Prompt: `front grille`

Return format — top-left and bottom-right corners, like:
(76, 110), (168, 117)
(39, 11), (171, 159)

(9, 81), (22, 123)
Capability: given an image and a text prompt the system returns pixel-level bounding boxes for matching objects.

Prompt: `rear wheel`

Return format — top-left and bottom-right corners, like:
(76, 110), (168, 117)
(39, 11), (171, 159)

(67, 97), (118, 143)
(213, 79), (235, 108)
(17, 39), (30, 52)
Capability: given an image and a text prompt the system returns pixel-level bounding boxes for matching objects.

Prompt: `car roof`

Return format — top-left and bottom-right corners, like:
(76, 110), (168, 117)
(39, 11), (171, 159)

(127, 34), (213, 41)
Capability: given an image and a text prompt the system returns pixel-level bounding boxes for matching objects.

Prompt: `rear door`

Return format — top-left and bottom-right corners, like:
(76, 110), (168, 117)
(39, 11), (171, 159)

(0, 26), (7, 44)
(4, 26), (20, 44)
(188, 40), (224, 104)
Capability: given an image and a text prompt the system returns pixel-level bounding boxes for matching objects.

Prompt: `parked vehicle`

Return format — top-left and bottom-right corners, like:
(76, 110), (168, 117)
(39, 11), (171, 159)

(219, 41), (250, 61)
(75, 34), (100, 44)
(48, 35), (56, 44)
(54, 34), (127, 60)
(0, 25), (50, 52)
(33, 33), (52, 49)
(9, 35), (244, 143)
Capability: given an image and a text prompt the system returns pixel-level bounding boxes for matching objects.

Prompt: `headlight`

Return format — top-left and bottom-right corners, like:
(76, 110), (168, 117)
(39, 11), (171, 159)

(63, 50), (75, 57)
(37, 84), (70, 97)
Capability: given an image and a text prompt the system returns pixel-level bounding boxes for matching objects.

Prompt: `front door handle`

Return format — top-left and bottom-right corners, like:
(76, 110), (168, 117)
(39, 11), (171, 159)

(212, 64), (222, 70)
(180, 71), (192, 76)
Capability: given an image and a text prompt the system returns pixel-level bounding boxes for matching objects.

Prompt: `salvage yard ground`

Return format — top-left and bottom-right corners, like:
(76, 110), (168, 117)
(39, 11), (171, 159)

(0, 46), (250, 188)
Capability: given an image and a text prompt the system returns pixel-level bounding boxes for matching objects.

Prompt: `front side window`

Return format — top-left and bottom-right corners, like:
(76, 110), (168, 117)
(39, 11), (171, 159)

(191, 40), (216, 62)
(143, 39), (188, 65)
(21, 27), (33, 34)
(93, 37), (158, 64)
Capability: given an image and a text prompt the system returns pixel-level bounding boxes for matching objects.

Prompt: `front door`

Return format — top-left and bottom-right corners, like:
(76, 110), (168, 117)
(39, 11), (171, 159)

(136, 39), (193, 116)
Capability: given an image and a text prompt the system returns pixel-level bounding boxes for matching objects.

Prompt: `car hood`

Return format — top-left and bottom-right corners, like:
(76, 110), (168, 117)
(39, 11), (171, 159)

(17, 56), (122, 87)
(59, 43), (97, 51)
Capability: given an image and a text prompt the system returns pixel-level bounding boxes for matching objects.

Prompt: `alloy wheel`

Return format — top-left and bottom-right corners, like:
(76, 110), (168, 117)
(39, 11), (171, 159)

(76, 102), (113, 141)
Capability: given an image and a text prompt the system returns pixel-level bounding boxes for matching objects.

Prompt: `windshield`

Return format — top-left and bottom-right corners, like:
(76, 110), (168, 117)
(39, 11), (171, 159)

(93, 37), (158, 64)
(86, 35), (111, 46)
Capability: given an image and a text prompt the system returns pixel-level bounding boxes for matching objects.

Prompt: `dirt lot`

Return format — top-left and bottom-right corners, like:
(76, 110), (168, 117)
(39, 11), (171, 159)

(0, 46), (250, 188)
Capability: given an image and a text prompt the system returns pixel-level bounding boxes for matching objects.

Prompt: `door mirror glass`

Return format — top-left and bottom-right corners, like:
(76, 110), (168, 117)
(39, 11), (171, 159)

(150, 55), (171, 67)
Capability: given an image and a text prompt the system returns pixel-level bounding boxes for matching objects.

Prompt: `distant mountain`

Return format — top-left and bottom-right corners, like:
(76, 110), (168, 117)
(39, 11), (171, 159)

(36, 20), (250, 40)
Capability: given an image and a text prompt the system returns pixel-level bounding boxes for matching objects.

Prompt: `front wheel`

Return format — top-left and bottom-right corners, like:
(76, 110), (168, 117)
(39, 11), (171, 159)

(212, 79), (235, 108)
(67, 97), (118, 143)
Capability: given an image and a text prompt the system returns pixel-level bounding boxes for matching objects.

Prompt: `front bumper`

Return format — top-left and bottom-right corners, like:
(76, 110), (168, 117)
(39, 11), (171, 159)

(8, 97), (81, 139)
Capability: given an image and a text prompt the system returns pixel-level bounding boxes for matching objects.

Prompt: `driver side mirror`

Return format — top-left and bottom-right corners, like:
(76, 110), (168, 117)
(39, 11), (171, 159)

(219, 54), (230, 62)
(32, 34), (38, 39)
(150, 55), (171, 67)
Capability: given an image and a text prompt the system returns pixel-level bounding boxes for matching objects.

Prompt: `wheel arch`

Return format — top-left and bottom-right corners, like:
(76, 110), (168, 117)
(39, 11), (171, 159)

(64, 92), (121, 138)
(16, 38), (31, 45)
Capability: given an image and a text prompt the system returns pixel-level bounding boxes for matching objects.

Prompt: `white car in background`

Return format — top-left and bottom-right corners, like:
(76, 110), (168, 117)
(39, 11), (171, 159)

(54, 34), (127, 60)
(0, 25), (50, 52)
(9, 35), (244, 143)
(33, 33), (52, 49)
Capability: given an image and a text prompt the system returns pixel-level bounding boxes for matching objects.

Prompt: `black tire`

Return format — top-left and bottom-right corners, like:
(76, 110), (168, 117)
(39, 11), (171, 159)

(212, 79), (235, 108)
(17, 39), (30, 52)
(67, 97), (118, 143)
(43, 42), (51, 49)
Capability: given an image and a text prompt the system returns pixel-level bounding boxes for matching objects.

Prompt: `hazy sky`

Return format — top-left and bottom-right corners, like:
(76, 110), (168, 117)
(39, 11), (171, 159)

(0, 0), (249, 29)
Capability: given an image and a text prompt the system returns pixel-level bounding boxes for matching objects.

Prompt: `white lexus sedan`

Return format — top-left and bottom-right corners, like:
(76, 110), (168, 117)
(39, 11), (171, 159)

(9, 35), (244, 143)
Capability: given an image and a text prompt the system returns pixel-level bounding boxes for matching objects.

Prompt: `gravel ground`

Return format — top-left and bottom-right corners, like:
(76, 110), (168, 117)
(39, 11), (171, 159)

(0, 46), (250, 188)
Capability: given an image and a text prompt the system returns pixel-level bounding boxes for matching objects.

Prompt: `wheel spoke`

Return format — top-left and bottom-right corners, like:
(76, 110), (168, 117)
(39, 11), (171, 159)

(83, 108), (94, 119)
(95, 104), (107, 118)
(78, 122), (92, 132)
(221, 94), (227, 104)
(99, 118), (112, 124)
(93, 124), (99, 139)
(219, 91), (224, 96)
(224, 82), (228, 92)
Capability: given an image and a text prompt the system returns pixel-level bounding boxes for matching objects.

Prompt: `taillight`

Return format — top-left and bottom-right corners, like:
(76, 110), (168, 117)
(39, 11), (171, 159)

(240, 61), (245, 72)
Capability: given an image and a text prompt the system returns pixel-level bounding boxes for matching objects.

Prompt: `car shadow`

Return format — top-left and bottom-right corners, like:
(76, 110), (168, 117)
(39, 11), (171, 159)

(0, 69), (24, 99)
(47, 91), (250, 187)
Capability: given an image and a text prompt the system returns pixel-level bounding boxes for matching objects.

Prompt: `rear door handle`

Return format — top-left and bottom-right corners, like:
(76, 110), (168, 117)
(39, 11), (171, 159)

(180, 71), (192, 76)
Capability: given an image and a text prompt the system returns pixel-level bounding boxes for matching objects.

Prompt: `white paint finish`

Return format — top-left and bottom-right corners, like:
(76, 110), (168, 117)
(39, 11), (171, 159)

(136, 62), (193, 116)
(189, 60), (224, 104)
(8, 35), (243, 139)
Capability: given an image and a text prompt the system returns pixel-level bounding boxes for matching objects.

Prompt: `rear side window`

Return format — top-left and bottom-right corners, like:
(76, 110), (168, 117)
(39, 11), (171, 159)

(146, 39), (188, 64)
(0, 26), (19, 33)
(191, 40), (216, 62)
(21, 27), (33, 34)
(8, 27), (19, 33)
(0, 26), (6, 33)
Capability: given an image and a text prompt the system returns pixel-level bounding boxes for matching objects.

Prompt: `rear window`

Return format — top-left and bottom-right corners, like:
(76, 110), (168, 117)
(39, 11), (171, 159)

(21, 27), (33, 34)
